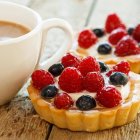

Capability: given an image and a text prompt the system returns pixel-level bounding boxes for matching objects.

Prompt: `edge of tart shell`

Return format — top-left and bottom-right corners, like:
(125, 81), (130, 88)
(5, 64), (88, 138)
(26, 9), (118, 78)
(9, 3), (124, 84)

(27, 72), (140, 132)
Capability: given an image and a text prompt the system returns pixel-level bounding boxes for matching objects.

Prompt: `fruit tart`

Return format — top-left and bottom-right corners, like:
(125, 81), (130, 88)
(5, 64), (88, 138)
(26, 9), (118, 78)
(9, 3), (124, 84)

(77, 13), (140, 73)
(28, 53), (140, 132)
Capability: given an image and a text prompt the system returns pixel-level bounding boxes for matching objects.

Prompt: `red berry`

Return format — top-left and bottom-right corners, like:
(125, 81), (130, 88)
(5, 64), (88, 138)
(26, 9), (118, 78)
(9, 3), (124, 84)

(78, 29), (97, 49)
(54, 93), (74, 109)
(61, 53), (81, 68)
(84, 72), (104, 92)
(132, 24), (140, 42)
(58, 67), (83, 93)
(108, 28), (127, 45)
(31, 70), (54, 90)
(78, 56), (100, 76)
(105, 13), (126, 33)
(106, 61), (130, 77)
(106, 70), (114, 77)
(97, 86), (122, 108)
(115, 36), (140, 56)
(113, 61), (130, 75)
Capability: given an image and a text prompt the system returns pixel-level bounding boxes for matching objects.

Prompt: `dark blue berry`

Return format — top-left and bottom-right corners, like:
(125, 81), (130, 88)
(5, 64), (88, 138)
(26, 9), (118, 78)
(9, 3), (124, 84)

(48, 63), (64, 77)
(127, 27), (134, 35)
(109, 72), (128, 86)
(41, 85), (58, 99)
(92, 28), (105, 38)
(76, 95), (96, 111)
(97, 43), (112, 54)
(98, 61), (109, 72)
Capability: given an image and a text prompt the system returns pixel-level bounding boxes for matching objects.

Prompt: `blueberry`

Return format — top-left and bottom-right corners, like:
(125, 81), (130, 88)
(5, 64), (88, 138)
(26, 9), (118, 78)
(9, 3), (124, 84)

(41, 85), (58, 99)
(98, 61), (109, 72)
(76, 95), (96, 111)
(97, 43), (112, 54)
(127, 27), (134, 35)
(92, 28), (105, 38)
(48, 63), (64, 77)
(109, 72), (128, 86)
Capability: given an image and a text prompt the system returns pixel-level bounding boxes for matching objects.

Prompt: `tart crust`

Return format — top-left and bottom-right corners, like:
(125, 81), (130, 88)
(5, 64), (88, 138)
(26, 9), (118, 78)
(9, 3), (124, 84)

(28, 72), (140, 132)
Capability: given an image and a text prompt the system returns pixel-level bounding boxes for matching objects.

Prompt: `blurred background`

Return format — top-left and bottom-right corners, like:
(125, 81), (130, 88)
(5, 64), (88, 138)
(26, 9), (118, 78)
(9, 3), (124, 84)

(1, 0), (140, 60)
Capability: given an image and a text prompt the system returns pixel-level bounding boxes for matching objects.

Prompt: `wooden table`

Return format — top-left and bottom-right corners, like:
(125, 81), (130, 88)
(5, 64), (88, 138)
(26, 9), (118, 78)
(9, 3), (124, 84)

(1, 0), (140, 139)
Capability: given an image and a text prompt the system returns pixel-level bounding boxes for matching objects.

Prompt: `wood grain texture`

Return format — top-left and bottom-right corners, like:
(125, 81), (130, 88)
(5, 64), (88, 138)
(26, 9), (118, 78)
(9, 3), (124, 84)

(49, 114), (140, 140)
(0, 96), (50, 140)
(30, 0), (93, 30)
(88, 0), (140, 27)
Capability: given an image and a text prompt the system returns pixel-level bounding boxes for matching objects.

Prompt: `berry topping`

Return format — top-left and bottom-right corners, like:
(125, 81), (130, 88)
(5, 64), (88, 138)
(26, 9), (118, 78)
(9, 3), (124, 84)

(113, 61), (130, 75)
(98, 61), (109, 72)
(54, 93), (74, 109)
(106, 61), (130, 76)
(58, 67), (83, 93)
(115, 36), (140, 56)
(61, 53), (81, 68)
(108, 28), (127, 45)
(106, 70), (114, 77)
(76, 95), (96, 110)
(109, 72), (128, 86)
(78, 56), (100, 76)
(97, 43), (112, 54)
(78, 29), (97, 49)
(48, 63), (64, 77)
(84, 72), (104, 92)
(97, 86), (122, 108)
(31, 70), (54, 90)
(41, 85), (58, 99)
(105, 13), (126, 33)
(127, 27), (134, 35)
(132, 24), (140, 42)
(92, 28), (105, 38)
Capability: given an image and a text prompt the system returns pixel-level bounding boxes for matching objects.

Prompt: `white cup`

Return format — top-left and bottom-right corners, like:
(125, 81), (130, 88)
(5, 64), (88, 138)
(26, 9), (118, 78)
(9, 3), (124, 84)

(0, 2), (74, 105)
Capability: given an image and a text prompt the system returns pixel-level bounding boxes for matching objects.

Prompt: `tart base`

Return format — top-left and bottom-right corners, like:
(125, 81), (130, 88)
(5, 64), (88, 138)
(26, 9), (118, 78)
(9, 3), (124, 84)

(27, 72), (140, 132)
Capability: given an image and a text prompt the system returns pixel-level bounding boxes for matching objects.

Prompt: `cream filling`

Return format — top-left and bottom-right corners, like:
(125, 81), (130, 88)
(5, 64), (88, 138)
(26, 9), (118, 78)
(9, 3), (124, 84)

(68, 81), (130, 102)
(76, 35), (140, 62)
(55, 73), (130, 109)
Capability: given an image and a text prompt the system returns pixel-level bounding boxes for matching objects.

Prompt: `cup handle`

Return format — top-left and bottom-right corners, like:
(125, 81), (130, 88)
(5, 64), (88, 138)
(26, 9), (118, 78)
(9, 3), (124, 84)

(37, 18), (74, 70)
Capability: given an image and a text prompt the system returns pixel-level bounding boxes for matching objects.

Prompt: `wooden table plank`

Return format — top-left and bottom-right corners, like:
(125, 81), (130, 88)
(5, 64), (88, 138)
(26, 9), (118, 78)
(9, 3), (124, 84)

(48, 0), (140, 140)
(0, 96), (50, 140)
(88, 0), (140, 27)
(0, 0), (93, 140)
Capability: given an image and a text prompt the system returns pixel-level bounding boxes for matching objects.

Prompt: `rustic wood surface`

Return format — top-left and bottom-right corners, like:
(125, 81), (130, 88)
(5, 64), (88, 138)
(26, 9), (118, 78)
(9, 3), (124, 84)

(0, 0), (140, 140)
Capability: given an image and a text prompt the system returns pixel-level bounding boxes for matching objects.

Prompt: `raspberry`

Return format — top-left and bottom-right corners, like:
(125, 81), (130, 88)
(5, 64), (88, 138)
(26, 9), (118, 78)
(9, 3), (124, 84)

(108, 28), (127, 45)
(31, 70), (54, 90)
(113, 61), (130, 75)
(105, 13), (126, 33)
(78, 56), (100, 76)
(96, 86), (122, 108)
(78, 29), (97, 49)
(106, 70), (114, 77)
(54, 93), (74, 109)
(115, 36), (140, 56)
(61, 53), (81, 68)
(106, 61), (130, 76)
(132, 24), (140, 42)
(84, 72), (104, 92)
(58, 67), (83, 93)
